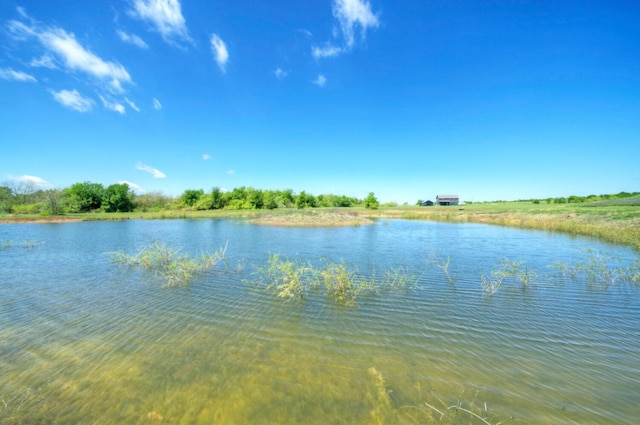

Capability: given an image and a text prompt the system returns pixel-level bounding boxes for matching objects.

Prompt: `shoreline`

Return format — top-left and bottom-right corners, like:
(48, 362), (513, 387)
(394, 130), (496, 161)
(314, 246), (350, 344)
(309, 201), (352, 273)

(2, 204), (639, 251)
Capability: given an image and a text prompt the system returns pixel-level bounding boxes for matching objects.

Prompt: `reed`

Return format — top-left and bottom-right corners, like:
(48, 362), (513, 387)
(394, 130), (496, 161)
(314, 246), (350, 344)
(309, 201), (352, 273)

(109, 241), (227, 288)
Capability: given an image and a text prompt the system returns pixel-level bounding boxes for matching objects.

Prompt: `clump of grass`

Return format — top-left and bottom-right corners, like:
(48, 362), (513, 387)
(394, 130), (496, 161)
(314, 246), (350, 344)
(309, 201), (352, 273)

(254, 253), (312, 300)
(0, 240), (12, 250)
(252, 254), (416, 305)
(109, 241), (227, 288)
(551, 249), (640, 288)
(481, 257), (537, 295)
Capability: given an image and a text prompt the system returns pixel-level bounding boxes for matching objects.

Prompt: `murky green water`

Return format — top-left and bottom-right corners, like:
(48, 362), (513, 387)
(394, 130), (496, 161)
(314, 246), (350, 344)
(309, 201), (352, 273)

(1, 219), (639, 424)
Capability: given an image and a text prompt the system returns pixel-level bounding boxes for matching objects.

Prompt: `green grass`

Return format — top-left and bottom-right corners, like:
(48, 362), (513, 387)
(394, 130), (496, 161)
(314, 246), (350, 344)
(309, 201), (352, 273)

(109, 241), (227, 288)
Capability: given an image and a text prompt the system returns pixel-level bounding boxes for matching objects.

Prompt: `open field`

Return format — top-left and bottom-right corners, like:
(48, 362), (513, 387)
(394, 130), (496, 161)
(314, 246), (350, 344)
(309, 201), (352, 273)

(2, 201), (639, 250)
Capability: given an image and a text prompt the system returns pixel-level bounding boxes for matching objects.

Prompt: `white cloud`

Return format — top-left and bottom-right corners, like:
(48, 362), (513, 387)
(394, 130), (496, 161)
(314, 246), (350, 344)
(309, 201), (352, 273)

(226, 170), (235, 175)
(118, 180), (145, 194)
(29, 54), (57, 69)
(313, 74), (327, 87)
(7, 174), (53, 189)
(125, 97), (140, 112)
(0, 67), (37, 82)
(116, 29), (149, 49)
(100, 96), (126, 114)
(129, 0), (191, 45)
(202, 154), (211, 160)
(311, 44), (342, 59)
(152, 98), (162, 109)
(135, 161), (167, 178)
(332, 0), (380, 49)
(210, 34), (229, 72)
(8, 17), (132, 93)
(274, 68), (288, 79)
(49, 89), (94, 112)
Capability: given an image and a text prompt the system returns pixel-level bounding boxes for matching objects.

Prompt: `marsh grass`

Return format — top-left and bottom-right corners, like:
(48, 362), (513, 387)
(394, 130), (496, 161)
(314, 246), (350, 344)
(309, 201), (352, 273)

(481, 258), (537, 295)
(109, 241), (227, 288)
(551, 249), (640, 288)
(252, 254), (416, 305)
(429, 254), (457, 285)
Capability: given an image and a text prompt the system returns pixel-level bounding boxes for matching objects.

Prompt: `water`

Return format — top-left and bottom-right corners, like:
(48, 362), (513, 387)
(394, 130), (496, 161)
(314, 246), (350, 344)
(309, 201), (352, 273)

(1, 219), (639, 424)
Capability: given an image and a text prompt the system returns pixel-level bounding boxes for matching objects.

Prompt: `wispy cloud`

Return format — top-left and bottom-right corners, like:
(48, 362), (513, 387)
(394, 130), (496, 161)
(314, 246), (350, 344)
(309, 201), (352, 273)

(7, 174), (53, 189)
(7, 15), (132, 93)
(100, 96), (126, 114)
(0, 67), (37, 82)
(313, 74), (327, 87)
(136, 161), (166, 178)
(311, 44), (342, 59)
(125, 97), (140, 112)
(202, 154), (211, 160)
(226, 169), (235, 175)
(332, 0), (380, 49)
(29, 54), (56, 69)
(129, 0), (191, 45)
(274, 68), (288, 79)
(210, 34), (229, 72)
(152, 98), (162, 109)
(116, 29), (149, 49)
(313, 0), (379, 58)
(118, 180), (145, 194)
(49, 89), (93, 112)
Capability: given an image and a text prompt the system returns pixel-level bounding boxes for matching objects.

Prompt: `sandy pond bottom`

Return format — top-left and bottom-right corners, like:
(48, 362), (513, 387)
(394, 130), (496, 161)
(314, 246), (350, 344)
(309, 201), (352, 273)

(1, 218), (639, 424)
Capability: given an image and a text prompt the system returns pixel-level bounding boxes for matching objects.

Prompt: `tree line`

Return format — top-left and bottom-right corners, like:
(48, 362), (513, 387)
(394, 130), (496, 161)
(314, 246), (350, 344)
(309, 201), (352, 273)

(0, 180), (380, 215)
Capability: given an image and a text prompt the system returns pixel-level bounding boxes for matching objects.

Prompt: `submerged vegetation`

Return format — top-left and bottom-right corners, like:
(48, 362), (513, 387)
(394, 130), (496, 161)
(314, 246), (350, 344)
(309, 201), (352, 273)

(109, 242), (227, 288)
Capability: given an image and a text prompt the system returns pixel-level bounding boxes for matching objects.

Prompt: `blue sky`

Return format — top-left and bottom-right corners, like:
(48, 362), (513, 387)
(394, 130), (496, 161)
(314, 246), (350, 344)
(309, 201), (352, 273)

(1, 0), (639, 203)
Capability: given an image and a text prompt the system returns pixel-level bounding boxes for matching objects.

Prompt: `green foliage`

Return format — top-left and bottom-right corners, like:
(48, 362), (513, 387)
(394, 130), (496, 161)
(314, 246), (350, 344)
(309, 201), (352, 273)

(179, 189), (205, 208)
(102, 183), (134, 212)
(254, 253), (311, 300)
(64, 182), (105, 212)
(295, 191), (317, 209)
(253, 254), (415, 305)
(364, 192), (379, 209)
(109, 242), (227, 288)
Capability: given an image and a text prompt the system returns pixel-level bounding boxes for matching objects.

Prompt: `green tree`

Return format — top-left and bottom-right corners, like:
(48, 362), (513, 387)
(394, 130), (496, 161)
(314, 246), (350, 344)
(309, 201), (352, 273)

(0, 186), (12, 213)
(179, 189), (204, 208)
(364, 192), (379, 209)
(296, 191), (316, 209)
(64, 182), (105, 212)
(103, 183), (134, 212)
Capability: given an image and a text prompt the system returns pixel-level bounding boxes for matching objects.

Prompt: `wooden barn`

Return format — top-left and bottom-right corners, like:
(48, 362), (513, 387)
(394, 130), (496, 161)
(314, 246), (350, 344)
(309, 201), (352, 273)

(436, 195), (459, 206)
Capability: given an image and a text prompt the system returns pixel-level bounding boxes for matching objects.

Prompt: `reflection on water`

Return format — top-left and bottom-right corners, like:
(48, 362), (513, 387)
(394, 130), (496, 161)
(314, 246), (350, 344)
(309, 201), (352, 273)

(1, 219), (639, 424)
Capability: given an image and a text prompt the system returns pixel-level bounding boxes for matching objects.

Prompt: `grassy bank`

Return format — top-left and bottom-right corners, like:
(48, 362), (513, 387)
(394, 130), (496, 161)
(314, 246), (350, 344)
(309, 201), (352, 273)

(2, 201), (639, 250)
(362, 202), (640, 251)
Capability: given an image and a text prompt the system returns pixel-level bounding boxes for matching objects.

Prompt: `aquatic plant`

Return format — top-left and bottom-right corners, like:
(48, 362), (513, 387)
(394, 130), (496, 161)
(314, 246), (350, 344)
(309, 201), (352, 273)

(252, 254), (416, 305)
(314, 260), (370, 305)
(254, 253), (311, 300)
(0, 240), (46, 250)
(482, 257), (538, 295)
(551, 249), (640, 288)
(367, 367), (395, 424)
(429, 254), (457, 285)
(109, 241), (227, 288)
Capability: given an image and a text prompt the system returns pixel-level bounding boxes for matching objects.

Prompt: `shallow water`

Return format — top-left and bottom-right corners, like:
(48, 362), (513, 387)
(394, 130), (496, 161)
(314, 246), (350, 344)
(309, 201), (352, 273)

(1, 219), (639, 424)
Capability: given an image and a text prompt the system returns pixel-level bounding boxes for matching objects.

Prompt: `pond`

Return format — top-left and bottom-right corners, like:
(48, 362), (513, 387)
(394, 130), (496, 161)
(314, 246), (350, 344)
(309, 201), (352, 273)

(1, 218), (639, 424)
